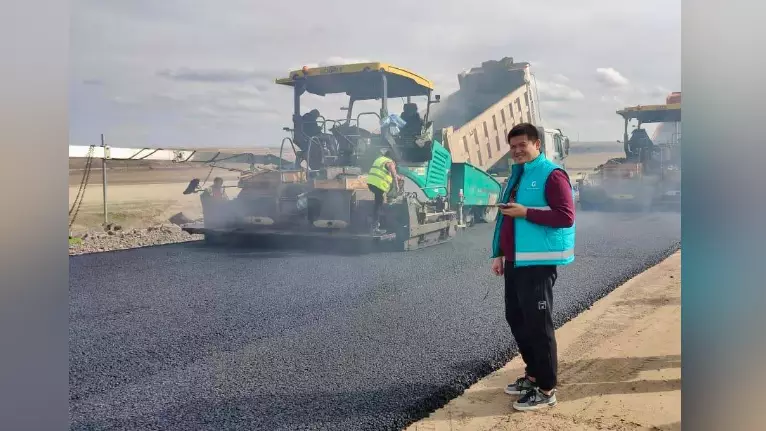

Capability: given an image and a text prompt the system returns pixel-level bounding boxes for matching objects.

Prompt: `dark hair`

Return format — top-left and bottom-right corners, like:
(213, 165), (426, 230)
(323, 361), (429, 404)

(507, 123), (539, 143)
(382, 148), (396, 160)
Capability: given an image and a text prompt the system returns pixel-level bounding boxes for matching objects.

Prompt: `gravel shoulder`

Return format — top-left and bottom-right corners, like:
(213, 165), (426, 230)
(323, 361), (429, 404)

(405, 251), (681, 431)
(69, 223), (202, 255)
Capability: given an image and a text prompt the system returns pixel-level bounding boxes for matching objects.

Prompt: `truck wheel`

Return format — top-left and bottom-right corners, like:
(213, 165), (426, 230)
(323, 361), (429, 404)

(479, 206), (498, 223)
(464, 211), (475, 227)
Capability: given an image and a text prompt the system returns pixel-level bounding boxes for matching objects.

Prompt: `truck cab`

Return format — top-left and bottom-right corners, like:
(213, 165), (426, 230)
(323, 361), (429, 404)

(486, 126), (571, 179)
(540, 127), (569, 168)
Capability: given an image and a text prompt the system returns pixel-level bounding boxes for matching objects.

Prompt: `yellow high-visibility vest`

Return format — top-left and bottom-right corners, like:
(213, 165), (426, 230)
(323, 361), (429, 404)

(366, 156), (394, 193)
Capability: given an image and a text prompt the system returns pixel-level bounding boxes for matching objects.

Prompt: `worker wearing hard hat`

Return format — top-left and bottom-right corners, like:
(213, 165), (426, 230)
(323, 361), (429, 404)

(366, 149), (401, 235)
(490, 123), (576, 412)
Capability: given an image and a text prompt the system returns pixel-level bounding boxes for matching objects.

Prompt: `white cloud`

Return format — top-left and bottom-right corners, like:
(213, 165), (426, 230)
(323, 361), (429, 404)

(599, 94), (626, 106)
(598, 84), (676, 108)
(157, 67), (273, 83)
(638, 85), (673, 99)
(288, 57), (372, 71)
(69, 0), (681, 145)
(536, 79), (585, 102)
(320, 57), (371, 66)
(595, 67), (631, 88)
(111, 96), (142, 105)
(540, 101), (576, 119)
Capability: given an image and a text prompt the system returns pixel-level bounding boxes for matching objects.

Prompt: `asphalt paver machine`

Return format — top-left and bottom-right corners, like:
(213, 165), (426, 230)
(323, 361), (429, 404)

(184, 62), (463, 250)
(578, 100), (681, 211)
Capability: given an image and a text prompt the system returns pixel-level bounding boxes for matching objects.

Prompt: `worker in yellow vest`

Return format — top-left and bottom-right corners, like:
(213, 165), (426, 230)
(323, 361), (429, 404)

(366, 149), (400, 234)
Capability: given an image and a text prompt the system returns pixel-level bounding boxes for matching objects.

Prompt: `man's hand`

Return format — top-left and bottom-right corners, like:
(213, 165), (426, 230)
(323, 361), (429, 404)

(500, 203), (527, 218)
(394, 174), (403, 193)
(491, 257), (504, 276)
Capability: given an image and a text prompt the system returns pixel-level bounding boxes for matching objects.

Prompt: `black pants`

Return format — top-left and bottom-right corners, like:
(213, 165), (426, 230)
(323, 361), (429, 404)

(368, 184), (385, 225)
(504, 263), (558, 390)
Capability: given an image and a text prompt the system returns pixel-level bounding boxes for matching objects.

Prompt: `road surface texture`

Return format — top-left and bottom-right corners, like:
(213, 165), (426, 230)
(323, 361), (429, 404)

(69, 211), (680, 431)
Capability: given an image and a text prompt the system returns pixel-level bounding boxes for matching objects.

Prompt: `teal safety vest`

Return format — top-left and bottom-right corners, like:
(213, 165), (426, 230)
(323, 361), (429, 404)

(491, 153), (576, 266)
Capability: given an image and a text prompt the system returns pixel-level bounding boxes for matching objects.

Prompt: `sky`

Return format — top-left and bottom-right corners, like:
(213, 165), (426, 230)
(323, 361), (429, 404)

(69, 0), (681, 148)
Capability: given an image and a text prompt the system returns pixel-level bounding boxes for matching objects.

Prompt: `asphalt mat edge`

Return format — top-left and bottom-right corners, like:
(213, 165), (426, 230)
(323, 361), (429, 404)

(393, 241), (681, 430)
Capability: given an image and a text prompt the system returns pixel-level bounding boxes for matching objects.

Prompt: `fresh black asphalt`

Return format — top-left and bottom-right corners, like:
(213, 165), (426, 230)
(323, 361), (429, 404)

(69, 211), (681, 431)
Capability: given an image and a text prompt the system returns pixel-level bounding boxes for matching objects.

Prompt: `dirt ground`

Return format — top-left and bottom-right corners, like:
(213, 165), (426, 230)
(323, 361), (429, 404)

(67, 179), (241, 233)
(68, 166), (243, 186)
(564, 142), (623, 180)
(68, 143), (621, 232)
(405, 251), (681, 431)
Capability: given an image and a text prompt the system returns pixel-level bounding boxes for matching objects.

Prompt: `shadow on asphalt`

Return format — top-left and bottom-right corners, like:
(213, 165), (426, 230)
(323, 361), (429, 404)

(435, 354), (681, 420)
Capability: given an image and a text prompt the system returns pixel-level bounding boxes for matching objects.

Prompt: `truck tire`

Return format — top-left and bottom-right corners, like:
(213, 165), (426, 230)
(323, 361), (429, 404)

(463, 211), (475, 227)
(478, 206), (498, 223)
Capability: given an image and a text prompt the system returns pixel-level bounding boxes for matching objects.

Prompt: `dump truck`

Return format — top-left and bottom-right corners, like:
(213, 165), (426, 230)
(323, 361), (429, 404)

(577, 93), (681, 211)
(182, 58), (570, 248)
(431, 57), (571, 222)
(434, 57), (542, 170)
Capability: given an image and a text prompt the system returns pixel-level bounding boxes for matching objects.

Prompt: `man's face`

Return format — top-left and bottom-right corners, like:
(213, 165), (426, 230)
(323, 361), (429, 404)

(509, 134), (541, 164)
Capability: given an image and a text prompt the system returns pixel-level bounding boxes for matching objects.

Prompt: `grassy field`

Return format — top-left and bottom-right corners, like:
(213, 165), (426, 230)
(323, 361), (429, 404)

(68, 142), (622, 233)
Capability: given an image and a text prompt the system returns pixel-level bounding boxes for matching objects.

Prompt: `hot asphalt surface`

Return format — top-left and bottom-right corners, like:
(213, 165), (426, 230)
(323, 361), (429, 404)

(69, 210), (681, 431)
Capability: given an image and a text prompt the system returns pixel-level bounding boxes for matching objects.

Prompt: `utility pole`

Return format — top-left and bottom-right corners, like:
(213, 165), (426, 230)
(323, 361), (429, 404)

(101, 134), (108, 225)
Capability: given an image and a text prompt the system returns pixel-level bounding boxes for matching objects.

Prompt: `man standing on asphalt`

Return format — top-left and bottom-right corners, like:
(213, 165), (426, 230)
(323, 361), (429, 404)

(490, 123), (576, 411)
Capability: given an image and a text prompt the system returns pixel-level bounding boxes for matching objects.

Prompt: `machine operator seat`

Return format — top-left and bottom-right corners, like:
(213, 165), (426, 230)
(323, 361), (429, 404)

(295, 109), (344, 169)
(627, 128), (654, 160)
(329, 123), (365, 166)
(399, 103), (423, 145)
(398, 103), (432, 162)
(295, 110), (322, 151)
